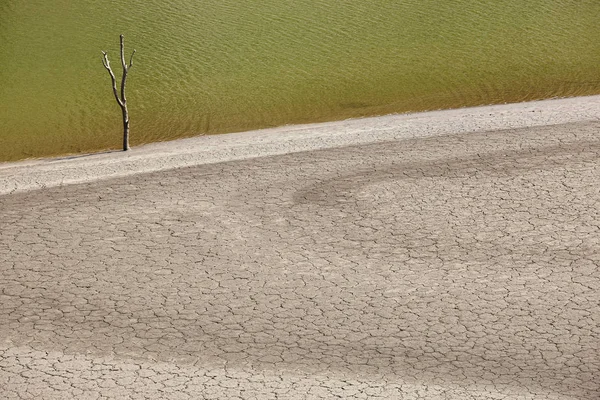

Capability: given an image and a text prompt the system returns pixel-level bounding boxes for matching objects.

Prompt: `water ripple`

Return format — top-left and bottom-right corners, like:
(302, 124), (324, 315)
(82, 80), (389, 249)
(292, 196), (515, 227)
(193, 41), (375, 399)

(1, 0), (599, 160)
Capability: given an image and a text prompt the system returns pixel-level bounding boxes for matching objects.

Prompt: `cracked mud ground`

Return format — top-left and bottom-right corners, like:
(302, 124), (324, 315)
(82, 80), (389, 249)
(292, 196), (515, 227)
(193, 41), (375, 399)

(1, 121), (600, 399)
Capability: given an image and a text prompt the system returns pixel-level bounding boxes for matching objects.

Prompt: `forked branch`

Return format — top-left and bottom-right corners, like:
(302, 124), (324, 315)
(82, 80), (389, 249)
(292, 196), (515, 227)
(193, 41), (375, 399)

(101, 51), (123, 107)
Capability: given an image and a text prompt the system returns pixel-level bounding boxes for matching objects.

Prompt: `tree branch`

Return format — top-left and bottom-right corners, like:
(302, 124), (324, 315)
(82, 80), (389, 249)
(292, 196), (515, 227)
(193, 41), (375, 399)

(119, 35), (128, 105)
(120, 34), (127, 72)
(101, 51), (124, 108)
(129, 49), (136, 69)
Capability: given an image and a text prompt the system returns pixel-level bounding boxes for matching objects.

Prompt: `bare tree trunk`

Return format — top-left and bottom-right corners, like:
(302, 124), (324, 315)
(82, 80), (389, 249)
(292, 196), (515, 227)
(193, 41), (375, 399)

(102, 35), (136, 151)
(122, 106), (130, 151)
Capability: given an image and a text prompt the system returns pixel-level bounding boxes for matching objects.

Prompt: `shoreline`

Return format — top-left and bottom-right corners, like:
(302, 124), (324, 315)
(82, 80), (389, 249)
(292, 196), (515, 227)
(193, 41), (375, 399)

(1, 95), (599, 196)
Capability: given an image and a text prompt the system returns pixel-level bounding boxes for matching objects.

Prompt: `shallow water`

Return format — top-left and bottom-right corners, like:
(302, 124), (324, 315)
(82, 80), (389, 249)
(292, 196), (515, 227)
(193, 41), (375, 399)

(1, 0), (599, 161)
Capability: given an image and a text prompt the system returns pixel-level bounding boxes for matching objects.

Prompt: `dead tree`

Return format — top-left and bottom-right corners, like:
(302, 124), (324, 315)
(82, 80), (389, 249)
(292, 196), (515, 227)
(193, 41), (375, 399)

(102, 35), (136, 151)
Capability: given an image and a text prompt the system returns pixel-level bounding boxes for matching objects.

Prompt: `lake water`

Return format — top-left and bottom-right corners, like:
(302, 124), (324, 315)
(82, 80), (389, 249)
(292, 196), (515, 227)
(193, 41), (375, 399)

(1, 0), (599, 161)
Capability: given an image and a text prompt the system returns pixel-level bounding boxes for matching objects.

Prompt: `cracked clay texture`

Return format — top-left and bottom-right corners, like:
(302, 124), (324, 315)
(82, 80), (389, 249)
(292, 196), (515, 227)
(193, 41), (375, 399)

(1, 121), (599, 399)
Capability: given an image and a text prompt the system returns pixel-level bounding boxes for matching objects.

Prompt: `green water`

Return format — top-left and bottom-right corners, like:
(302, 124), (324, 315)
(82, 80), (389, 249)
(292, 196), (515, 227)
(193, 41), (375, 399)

(1, 1), (599, 161)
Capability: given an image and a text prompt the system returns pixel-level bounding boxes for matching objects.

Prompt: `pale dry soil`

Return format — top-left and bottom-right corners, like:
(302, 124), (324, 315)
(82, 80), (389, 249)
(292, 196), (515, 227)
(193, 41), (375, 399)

(1, 121), (600, 399)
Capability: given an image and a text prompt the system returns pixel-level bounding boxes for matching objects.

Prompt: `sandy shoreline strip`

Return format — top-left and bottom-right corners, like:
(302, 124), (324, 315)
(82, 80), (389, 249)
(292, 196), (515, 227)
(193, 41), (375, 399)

(1, 95), (599, 196)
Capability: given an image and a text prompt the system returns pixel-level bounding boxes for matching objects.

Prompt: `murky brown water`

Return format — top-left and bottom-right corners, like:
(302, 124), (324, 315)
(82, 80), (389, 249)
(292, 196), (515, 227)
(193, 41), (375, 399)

(1, 0), (599, 161)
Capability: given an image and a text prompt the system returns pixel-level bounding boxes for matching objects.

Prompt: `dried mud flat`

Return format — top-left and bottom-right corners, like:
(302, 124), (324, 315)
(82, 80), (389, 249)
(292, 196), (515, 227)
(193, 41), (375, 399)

(1, 98), (600, 399)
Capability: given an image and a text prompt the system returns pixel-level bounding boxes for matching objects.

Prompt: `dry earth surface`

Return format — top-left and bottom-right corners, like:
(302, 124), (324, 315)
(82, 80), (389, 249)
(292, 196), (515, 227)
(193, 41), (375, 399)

(1, 100), (600, 399)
